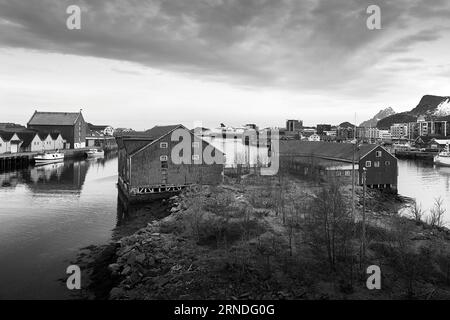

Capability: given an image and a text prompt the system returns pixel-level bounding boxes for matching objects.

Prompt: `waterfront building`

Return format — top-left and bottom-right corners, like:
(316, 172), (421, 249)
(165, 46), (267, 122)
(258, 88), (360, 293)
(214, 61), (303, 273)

(27, 110), (87, 149)
(17, 131), (44, 152)
(87, 123), (115, 136)
(0, 131), (22, 154)
(116, 124), (224, 202)
(279, 141), (398, 191)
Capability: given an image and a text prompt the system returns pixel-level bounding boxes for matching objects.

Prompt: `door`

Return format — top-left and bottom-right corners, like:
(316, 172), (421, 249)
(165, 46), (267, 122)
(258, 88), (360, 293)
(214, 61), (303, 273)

(10, 143), (18, 153)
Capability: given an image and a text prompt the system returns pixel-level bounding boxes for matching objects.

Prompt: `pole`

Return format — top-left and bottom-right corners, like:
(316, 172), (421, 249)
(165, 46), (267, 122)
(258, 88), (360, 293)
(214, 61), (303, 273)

(362, 168), (367, 263)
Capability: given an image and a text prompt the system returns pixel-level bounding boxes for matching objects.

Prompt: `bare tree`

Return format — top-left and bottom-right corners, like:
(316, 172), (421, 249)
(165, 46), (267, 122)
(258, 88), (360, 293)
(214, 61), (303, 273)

(427, 197), (446, 228)
(409, 200), (424, 222)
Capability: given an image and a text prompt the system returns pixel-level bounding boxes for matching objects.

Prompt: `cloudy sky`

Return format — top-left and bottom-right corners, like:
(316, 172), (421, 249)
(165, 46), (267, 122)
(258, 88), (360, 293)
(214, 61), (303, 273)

(0, 0), (449, 130)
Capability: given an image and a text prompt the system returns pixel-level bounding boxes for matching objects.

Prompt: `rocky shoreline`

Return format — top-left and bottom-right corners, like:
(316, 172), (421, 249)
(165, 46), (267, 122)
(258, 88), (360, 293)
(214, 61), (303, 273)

(77, 175), (450, 300)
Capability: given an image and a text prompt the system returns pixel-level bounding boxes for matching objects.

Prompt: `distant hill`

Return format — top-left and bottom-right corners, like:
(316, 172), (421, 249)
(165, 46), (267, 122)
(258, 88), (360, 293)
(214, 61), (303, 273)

(338, 122), (355, 128)
(359, 107), (396, 128)
(376, 95), (450, 129)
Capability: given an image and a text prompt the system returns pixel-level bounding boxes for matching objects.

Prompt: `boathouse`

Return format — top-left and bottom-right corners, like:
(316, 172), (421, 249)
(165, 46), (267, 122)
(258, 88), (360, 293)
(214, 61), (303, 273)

(27, 110), (86, 149)
(116, 124), (225, 202)
(17, 131), (43, 153)
(0, 131), (22, 154)
(279, 141), (398, 191)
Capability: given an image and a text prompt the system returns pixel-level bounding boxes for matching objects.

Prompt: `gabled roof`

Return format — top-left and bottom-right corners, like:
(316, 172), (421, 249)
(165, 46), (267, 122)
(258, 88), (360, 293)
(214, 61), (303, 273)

(279, 141), (381, 163)
(87, 123), (112, 131)
(127, 125), (184, 156)
(28, 111), (82, 126)
(0, 130), (17, 141)
(38, 132), (50, 140)
(16, 131), (40, 148)
(50, 132), (62, 140)
(145, 125), (183, 140)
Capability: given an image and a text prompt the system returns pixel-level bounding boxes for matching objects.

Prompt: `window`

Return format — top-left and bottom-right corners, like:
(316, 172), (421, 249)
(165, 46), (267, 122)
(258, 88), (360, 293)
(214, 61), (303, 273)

(385, 161), (391, 166)
(376, 151), (382, 157)
(345, 170), (351, 176)
(374, 161), (380, 168)
(365, 161), (372, 167)
(336, 171), (341, 176)
(160, 142), (168, 149)
(192, 142), (200, 148)
(192, 155), (200, 161)
(160, 155), (168, 161)
(161, 161), (168, 169)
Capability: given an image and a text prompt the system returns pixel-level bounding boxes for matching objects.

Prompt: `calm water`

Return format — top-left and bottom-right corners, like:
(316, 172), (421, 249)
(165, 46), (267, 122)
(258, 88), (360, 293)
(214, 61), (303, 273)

(397, 159), (450, 224)
(0, 155), (449, 299)
(0, 155), (120, 299)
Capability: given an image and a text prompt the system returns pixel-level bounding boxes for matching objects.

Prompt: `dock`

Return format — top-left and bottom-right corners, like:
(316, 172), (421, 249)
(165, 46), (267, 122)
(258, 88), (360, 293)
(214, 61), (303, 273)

(0, 148), (97, 172)
(394, 149), (438, 160)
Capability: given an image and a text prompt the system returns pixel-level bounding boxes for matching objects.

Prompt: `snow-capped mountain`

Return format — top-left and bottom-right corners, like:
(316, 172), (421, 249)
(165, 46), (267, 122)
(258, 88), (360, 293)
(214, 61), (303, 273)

(433, 98), (450, 117)
(377, 95), (450, 129)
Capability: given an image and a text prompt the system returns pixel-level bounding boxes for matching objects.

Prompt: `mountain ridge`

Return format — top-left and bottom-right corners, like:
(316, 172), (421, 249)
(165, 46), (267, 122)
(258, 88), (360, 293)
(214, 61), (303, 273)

(376, 95), (450, 129)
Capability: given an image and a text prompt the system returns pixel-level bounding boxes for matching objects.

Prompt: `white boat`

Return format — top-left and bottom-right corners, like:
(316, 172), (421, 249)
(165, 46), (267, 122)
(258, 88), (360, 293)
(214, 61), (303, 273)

(33, 151), (64, 164)
(85, 148), (105, 158)
(434, 144), (450, 166)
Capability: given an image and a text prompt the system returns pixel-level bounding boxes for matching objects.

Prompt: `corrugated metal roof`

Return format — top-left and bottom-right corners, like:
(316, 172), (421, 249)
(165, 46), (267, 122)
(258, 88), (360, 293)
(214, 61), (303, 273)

(28, 112), (80, 126)
(279, 141), (378, 163)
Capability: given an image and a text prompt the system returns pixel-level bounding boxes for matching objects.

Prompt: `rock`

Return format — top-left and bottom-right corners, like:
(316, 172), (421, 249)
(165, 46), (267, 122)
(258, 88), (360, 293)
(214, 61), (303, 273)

(147, 257), (156, 266)
(121, 265), (131, 276)
(136, 253), (146, 264)
(109, 287), (125, 299)
(108, 263), (121, 273)
(127, 251), (137, 265)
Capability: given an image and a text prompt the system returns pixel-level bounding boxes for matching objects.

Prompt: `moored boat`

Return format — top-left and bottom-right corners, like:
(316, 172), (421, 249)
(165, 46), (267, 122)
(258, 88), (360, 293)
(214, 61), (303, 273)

(434, 144), (450, 166)
(85, 148), (105, 158)
(33, 151), (64, 164)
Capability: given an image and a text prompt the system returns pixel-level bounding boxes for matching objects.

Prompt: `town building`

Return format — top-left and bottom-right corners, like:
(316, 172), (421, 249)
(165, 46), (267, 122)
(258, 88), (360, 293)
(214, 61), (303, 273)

(308, 133), (321, 142)
(27, 110), (86, 149)
(116, 124), (225, 202)
(279, 141), (398, 191)
(87, 123), (115, 136)
(316, 124), (332, 135)
(86, 123), (117, 149)
(390, 124), (409, 138)
(286, 120), (303, 133)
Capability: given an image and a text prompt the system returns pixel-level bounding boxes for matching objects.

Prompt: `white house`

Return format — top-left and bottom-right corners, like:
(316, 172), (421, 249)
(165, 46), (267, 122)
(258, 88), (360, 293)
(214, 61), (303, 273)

(0, 132), (22, 153)
(308, 133), (321, 142)
(40, 133), (54, 151)
(17, 132), (43, 152)
(50, 133), (65, 150)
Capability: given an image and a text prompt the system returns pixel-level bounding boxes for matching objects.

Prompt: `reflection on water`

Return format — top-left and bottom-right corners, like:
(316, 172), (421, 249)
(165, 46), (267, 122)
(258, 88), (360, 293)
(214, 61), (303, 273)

(0, 154), (121, 299)
(398, 159), (450, 223)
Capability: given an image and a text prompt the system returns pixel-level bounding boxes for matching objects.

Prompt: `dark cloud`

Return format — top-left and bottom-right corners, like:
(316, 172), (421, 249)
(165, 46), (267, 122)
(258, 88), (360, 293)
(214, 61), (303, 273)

(0, 0), (448, 93)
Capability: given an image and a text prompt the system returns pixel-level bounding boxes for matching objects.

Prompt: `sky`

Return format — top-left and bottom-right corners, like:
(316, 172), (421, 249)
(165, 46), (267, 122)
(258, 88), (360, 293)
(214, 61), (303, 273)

(0, 0), (449, 130)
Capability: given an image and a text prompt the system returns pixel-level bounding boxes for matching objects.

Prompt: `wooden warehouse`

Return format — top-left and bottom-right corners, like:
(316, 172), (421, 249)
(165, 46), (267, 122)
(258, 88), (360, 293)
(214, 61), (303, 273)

(279, 141), (398, 192)
(116, 124), (225, 202)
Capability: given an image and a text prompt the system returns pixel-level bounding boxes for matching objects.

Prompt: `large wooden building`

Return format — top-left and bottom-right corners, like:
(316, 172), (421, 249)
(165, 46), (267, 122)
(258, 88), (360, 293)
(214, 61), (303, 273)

(27, 111), (86, 149)
(116, 124), (225, 202)
(279, 141), (398, 191)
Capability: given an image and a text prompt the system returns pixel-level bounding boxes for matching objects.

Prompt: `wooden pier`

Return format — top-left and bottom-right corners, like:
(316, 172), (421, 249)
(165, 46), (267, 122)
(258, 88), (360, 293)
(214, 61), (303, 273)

(0, 148), (95, 172)
(0, 152), (36, 172)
